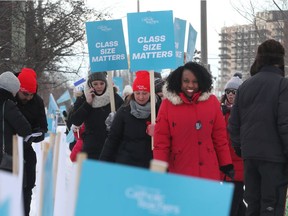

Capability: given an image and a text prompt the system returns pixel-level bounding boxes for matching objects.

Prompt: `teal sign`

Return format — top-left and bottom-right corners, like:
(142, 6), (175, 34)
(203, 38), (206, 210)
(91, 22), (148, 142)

(86, 19), (128, 72)
(174, 18), (186, 67)
(127, 10), (176, 71)
(75, 160), (234, 216)
(42, 148), (54, 216)
(0, 199), (9, 216)
(186, 23), (198, 62)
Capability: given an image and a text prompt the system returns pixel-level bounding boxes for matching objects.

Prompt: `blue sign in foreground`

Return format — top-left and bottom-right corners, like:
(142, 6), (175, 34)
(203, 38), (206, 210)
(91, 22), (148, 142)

(75, 160), (234, 216)
(0, 199), (9, 216)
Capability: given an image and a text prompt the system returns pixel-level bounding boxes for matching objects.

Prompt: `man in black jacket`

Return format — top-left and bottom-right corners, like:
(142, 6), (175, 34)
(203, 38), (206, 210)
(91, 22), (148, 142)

(229, 39), (288, 216)
(16, 68), (48, 216)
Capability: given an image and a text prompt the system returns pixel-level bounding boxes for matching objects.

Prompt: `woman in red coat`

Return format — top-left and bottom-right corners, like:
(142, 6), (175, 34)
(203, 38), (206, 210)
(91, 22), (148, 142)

(153, 62), (233, 181)
(221, 73), (246, 216)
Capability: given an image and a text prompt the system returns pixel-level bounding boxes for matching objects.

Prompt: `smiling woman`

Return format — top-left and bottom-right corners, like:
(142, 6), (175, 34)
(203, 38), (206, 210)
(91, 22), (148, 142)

(153, 61), (234, 181)
(99, 70), (162, 168)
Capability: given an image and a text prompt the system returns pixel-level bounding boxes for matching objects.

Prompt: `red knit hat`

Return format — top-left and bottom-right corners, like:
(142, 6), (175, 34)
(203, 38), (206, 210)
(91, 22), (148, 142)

(18, 68), (37, 93)
(132, 71), (150, 92)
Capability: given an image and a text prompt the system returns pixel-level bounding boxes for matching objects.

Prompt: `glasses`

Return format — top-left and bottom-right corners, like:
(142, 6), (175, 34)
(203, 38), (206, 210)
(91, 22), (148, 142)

(225, 89), (237, 95)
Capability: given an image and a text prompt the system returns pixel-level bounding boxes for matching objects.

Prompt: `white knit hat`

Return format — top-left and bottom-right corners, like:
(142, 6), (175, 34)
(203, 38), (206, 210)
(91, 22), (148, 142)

(0, 71), (20, 96)
(224, 76), (243, 90)
(122, 85), (133, 97)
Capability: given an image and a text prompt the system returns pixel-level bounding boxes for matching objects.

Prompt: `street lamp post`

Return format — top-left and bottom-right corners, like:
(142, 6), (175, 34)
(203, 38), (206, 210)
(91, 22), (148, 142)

(137, 0), (140, 12)
(200, 0), (208, 69)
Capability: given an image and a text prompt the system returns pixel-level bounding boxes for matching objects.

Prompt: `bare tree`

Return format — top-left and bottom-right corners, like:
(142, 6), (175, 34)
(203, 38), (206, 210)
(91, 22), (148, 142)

(222, 0), (288, 74)
(0, 0), (111, 103)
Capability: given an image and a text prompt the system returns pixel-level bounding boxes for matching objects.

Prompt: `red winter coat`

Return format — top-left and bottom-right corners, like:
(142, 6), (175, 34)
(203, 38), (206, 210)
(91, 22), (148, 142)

(221, 110), (244, 182)
(70, 124), (85, 162)
(153, 89), (232, 181)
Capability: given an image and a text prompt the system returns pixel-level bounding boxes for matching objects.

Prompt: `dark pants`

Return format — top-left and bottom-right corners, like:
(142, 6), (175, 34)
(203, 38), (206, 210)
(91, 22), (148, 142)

(230, 181), (246, 216)
(244, 159), (287, 216)
(23, 146), (37, 216)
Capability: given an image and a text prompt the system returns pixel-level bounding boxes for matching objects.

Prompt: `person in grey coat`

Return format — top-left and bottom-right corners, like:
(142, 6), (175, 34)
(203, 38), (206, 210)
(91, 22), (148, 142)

(228, 39), (288, 216)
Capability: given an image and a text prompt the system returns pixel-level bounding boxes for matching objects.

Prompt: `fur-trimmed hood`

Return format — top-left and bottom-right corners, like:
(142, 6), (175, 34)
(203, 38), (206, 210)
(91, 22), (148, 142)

(162, 83), (211, 105)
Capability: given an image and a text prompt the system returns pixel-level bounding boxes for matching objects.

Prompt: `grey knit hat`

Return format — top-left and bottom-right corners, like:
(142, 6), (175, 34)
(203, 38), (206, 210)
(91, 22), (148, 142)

(224, 76), (243, 90)
(0, 71), (20, 96)
(87, 72), (107, 87)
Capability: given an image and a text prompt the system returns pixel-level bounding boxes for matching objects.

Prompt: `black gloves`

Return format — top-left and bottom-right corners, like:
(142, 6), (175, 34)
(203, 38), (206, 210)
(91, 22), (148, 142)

(234, 147), (242, 157)
(220, 164), (235, 180)
(25, 136), (39, 144)
(30, 133), (44, 143)
(24, 128), (45, 146)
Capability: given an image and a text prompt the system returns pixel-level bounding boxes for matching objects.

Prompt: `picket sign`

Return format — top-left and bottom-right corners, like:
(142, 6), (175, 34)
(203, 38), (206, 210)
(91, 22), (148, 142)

(37, 131), (62, 216)
(11, 135), (18, 175)
(75, 153), (88, 196)
(149, 71), (156, 150)
(149, 159), (168, 173)
(74, 159), (234, 216)
(37, 141), (50, 216)
(107, 71), (116, 112)
(0, 135), (25, 216)
(69, 153), (87, 216)
(53, 132), (62, 195)
(72, 156), (168, 214)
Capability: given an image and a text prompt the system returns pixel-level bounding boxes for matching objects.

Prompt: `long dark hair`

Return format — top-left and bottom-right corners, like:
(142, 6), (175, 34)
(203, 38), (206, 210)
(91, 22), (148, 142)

(166, 61), (212, 94)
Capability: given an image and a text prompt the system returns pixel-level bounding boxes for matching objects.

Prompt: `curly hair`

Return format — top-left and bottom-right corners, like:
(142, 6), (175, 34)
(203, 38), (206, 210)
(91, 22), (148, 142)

(166, 61), (212, 94)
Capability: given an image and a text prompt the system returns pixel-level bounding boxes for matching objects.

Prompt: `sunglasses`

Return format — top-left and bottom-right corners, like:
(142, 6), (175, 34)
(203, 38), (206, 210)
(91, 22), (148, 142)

(225, 89), (237, 95)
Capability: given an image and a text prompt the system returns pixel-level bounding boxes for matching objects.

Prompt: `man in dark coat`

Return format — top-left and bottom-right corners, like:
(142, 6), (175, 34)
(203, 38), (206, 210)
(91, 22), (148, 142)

(229, 39), (288, 216)
(16, 68), (48, 216)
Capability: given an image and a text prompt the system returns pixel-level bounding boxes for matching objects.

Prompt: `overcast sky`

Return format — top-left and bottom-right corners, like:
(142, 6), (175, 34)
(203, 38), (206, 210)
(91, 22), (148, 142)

(86, 0), (284, 77)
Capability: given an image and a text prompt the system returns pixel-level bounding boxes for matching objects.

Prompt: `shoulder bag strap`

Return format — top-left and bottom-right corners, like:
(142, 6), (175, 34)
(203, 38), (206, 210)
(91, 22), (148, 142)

(2, 100), (6, 153)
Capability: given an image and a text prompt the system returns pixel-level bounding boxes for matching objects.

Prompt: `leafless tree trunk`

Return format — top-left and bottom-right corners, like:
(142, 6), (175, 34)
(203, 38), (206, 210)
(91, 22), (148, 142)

(0, 0), (111, 105)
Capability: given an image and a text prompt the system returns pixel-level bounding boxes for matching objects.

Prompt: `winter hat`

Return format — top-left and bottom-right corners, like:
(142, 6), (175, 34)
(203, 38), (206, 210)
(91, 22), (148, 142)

(132, 71), (150, 92)
(87, 72), (107, 87)
(155, 78), (164, 93)
(256, 39), (285, 68)
(0, 71), (20, 96)
(154, 71), (162, 79)
(224, 76), (243, 90)
(123, 85), (133, 97)
(233, 71), (242, 79)
(18, 68), (37, 93)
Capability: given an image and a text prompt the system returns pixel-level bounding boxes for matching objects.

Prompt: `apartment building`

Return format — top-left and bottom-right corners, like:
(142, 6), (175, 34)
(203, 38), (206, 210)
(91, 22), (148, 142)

(217, 10), (288, 94)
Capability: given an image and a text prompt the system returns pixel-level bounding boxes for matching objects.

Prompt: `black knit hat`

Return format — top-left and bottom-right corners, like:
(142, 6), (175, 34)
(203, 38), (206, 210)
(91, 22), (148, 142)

(256, 39), (285, 67)
(155, 78), (164, 93)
